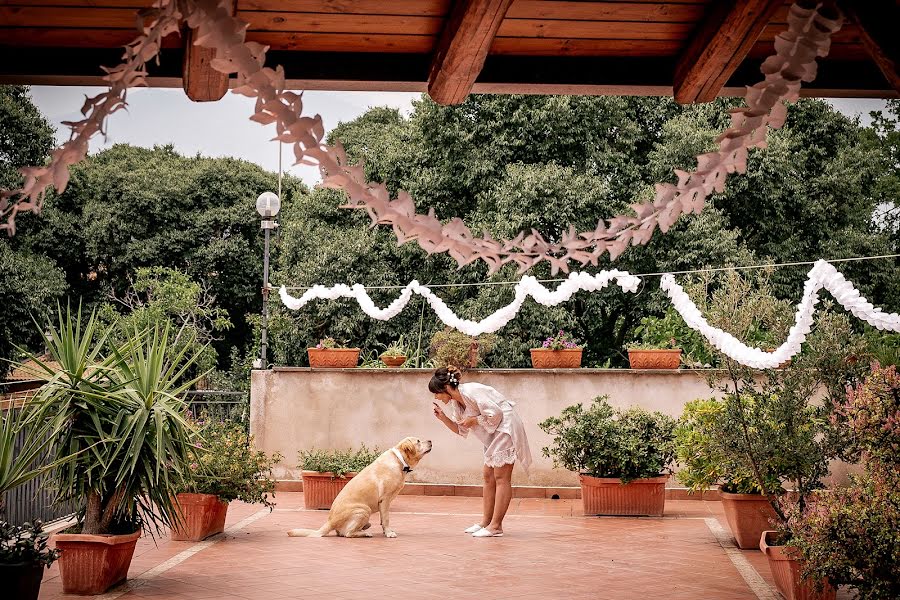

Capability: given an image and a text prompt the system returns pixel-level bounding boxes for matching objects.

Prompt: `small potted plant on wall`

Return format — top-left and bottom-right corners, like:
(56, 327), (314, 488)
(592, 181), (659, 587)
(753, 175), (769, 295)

(675, 398), (778, 549)
(298, 445), (381, 509)
(380, 336), (409, 367)
(171, 417), (282, 541)
(308, 337), (360, 368)
(27, 308), (204, 595)
(429, 328), (496, 369)
(540, 396), (676, 516)
(530, 330), (583, 368)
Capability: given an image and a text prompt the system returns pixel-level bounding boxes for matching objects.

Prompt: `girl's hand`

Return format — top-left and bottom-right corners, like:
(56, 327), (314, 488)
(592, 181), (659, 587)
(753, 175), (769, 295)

(460, 415), (480, 428)
(432, 402), (444, 419)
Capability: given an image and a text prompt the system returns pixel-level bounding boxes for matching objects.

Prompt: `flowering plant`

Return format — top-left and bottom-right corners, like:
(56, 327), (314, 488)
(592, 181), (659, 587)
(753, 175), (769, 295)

(541, 330), (581, 351)
(315, 337), (349, 349)
(179, 414), (282, 508)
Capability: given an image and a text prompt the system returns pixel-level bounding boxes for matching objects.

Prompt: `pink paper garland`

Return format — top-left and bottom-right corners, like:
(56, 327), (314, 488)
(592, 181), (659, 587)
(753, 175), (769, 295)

(1, 1), (842, 276)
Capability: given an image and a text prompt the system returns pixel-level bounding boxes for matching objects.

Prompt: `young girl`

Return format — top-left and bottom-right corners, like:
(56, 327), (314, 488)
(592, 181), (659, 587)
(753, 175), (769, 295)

(429, 366), (532, 537)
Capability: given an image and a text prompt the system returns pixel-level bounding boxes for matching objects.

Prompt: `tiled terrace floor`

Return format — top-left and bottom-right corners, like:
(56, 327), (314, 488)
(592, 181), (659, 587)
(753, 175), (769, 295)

(38, 493), (850, 600)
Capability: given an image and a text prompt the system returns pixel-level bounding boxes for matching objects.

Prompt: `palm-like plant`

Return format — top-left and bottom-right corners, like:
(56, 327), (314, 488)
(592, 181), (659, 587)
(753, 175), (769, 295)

(28, 304), (206, 535)
(0, 403), (58, 519)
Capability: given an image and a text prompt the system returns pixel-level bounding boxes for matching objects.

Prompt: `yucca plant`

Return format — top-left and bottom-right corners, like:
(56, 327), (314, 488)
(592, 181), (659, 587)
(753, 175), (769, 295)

(27, 304), (206, 535)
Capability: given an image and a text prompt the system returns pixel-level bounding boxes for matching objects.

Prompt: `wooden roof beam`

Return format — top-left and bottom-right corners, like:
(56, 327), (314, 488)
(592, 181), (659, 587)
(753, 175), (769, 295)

(427, 0), (514, 105)
(840, 1), (900, 95)
(674, 0), (783, 104)
(181, 0), (234, 102)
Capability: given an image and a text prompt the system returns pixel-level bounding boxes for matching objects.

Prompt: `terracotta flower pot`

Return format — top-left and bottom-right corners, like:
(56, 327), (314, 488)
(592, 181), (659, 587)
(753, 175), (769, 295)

(579, 474), (668, 516)
(53, 530), (141, 595)
(302, 470), (357, 510)
(760, 531), (836, 600)
(170, 493), (229, 541)
(627, 348), (682, 369)
(530, 348), (583, 368)
(307, 348), (360, 368)
(380, 354), (406, 367)
(1, 562), (44, 600)
(720, 491), (778, 549)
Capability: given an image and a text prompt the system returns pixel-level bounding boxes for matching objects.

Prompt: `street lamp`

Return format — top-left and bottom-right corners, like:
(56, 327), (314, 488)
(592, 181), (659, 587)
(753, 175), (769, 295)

(256, 191), (280, 369)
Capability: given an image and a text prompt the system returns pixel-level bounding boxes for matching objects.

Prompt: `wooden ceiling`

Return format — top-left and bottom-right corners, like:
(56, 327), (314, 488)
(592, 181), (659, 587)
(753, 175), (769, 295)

(0, 0), (897, 104)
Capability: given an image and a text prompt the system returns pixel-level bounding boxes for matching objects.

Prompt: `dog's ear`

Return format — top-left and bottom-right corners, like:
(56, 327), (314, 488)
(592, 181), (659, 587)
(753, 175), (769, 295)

(397, 437), (417, 461)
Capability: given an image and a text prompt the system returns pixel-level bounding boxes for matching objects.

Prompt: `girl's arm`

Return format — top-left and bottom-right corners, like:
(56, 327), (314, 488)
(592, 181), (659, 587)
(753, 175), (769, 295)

(433, 402), (461, 435)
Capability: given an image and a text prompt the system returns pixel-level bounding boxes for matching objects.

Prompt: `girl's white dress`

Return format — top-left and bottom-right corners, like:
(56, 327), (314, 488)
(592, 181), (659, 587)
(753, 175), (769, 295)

(447, 382), (532, 471)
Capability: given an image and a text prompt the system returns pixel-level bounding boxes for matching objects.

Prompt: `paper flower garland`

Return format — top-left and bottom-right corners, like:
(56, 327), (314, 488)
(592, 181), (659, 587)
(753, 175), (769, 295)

(280, 260), (900, 368)
(1, 1), (843, 277)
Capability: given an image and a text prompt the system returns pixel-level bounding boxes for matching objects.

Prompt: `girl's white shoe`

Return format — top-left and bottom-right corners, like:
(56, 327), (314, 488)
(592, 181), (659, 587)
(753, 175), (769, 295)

(472, 527), (503, 537)
(464, 523), (483, 534)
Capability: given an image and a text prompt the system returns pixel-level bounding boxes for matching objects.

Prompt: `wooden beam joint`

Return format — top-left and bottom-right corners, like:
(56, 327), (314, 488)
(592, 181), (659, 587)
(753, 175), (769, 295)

(674, 0), (782, 104)
(181, 0), (234, 102)
(840, 0), (900, 95)
(428, 0), (514, 106)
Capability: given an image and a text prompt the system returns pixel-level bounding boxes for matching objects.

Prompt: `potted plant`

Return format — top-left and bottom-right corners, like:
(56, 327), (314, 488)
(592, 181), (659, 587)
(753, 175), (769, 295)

(429, 328), (496, 369)
(530, 330), (583, 368)
(774, 363), (900, 600)
(0, 397), (69, 600)
(308, 337), (360, 368)
(539, 397), (676, 516)
(27, 306), (204, 595)
(380, 336), (408, 367)
(675, 398), (778, 549)
(171, 416), (282, 541)
(0, 521), (60, 600)
(298, 445), (381, 509)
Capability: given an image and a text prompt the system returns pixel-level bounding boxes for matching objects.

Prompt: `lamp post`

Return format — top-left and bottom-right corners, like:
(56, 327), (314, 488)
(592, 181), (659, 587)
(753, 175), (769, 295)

(256, 191), (280, 368)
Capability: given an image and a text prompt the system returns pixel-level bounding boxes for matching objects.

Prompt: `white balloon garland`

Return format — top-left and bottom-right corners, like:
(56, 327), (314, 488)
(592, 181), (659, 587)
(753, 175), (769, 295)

(279, 270), (641, 337)
(280, 260), (900, 368)
(661, 260), (900, 369)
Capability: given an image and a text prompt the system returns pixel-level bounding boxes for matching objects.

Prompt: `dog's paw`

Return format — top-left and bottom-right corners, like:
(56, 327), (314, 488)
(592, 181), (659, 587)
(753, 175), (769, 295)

(384, 530), (397, 538)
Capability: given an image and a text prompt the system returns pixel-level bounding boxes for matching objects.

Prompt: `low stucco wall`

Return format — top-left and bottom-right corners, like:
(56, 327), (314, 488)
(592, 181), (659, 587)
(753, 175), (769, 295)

(250, 368), (728, 486)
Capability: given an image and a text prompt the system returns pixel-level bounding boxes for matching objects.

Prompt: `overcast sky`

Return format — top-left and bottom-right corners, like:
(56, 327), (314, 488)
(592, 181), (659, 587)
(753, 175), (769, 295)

(28, 86), (888, 188)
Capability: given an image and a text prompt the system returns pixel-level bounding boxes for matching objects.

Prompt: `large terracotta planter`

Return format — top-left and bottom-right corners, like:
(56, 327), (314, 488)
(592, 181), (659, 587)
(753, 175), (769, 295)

(1, 562), (44, 600)
(530, 348), (583, 368)
(627, 348), (682, 369)
(302, 470), (357, 509)
(380, 354), (406, 367)
(760, 531), (836, 600)
(721, 491), (778, 549)
(579, 474), (668, 516)
(53, 530), (141, 595)
(307, 348), (360, 368)
(170, 493), (229, 541)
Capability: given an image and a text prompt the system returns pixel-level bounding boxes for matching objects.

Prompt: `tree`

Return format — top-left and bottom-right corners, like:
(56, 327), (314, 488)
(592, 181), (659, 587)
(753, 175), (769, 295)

(12, 144), (303, 369)
(0, 86), (66, 377)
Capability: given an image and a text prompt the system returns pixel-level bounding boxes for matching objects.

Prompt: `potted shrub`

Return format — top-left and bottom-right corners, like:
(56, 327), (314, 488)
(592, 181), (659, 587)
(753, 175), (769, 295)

(775, 364), (900, 600)
(298, 445), (381, 509)
(429, 328), (496, 369)
(27, 307), (204, 595)
(0, 521), (60, 600)
(675, 398), (778, 549)
(539, 397), (676, 516)
(530, 330), (583, 368)
(308, 337), (360, 368)
(172, 417), (282, 541)
(0, 397), (69, 600)
(380, 336), (408, 367)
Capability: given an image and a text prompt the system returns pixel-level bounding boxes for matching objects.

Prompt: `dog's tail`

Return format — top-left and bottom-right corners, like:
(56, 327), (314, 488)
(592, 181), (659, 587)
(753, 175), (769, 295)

(287, 522), (331, 538)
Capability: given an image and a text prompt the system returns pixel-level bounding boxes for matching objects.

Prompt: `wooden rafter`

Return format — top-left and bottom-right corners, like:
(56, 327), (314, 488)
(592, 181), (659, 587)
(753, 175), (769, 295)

(427, 0), (514, 105)
(841, 0), (900, 95)
(673, 0), (783, 104)
(182, 0), (235, 102)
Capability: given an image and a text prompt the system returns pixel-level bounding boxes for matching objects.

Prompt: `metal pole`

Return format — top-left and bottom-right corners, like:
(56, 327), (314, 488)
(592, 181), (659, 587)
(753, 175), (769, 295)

(261, 223), (271, 366)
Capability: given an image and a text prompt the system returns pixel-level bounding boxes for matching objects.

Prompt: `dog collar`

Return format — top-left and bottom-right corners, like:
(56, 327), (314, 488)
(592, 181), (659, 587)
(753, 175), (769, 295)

(391, 447), (412, 473)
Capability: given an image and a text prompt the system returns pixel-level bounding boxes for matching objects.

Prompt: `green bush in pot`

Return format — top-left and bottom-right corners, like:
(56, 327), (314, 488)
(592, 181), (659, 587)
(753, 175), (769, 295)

(298, 445), (381, 479)
(538, 396), (676, 483)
